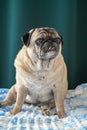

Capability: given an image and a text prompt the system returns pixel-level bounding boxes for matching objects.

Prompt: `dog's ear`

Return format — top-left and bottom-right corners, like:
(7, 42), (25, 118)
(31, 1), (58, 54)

(21, 29), (35, 46)
(59, 34), (63, 45)
(21, 33), (29, 46)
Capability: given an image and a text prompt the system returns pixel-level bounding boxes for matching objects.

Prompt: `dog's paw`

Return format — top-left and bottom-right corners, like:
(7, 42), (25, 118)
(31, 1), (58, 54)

(10, 109), (17, 115)
(10, 107), (20, 115)
(0, 101), (4, 107)
(42, 109), (50, 116)
(40, 105), (51, 116)
(57, 110), (65, 118)
(0, 103), (2, 107)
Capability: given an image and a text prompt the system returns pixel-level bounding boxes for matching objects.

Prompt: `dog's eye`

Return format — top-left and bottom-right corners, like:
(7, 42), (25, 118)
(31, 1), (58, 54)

(36, 38), (43, 46)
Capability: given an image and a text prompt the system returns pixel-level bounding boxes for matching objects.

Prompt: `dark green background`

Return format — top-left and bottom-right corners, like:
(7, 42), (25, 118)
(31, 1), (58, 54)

(0, 0), (87, 89)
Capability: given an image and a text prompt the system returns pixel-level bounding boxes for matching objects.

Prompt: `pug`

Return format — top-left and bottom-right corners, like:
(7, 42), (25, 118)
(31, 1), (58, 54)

(0, 27), (68, 118)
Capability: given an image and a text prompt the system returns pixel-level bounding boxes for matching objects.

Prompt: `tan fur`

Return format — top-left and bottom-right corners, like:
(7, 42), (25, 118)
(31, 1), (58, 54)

(0, 28), (68, 118)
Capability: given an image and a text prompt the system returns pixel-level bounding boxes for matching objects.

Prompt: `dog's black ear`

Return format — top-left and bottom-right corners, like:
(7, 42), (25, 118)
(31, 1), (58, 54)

(21, 29), (35, 46)
(21, 33), (29, 46)
(59, 34), (63, 45)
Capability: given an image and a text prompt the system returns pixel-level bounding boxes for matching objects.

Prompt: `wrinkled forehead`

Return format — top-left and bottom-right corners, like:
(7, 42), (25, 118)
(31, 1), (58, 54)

(30, 27), (60, 39)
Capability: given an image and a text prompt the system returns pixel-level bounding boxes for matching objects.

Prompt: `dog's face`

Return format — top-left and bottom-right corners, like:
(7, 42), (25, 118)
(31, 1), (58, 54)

(21, 27), (63, 60)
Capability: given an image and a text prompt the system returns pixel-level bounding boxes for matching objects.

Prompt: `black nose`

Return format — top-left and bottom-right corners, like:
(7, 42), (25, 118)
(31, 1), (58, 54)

(48, 46), (56, 51)
(41, 45), (56, 53)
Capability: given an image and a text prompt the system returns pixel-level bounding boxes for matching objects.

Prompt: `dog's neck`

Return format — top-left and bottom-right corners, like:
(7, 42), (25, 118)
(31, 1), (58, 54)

(29, 57), (53, 71)
(28, 50), (53, 71)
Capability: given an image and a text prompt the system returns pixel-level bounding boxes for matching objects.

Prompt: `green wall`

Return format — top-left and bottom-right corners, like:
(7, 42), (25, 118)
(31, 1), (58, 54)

(0, 0), (87, 89)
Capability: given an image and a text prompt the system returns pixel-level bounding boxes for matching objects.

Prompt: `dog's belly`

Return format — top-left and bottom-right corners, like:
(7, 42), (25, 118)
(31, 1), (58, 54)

(25, 82), (54, 104)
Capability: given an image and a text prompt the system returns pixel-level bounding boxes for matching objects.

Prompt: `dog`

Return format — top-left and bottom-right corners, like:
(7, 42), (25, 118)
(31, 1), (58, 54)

(0, 27), (68, 118)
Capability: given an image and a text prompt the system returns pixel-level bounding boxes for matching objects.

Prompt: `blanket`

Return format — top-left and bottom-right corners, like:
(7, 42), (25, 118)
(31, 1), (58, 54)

(0, 83), (87, 130)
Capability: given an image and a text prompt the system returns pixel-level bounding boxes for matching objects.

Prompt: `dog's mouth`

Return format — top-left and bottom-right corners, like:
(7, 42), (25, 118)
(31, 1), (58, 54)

(35, 37), (61, 60)
(39, 45), (58, 60)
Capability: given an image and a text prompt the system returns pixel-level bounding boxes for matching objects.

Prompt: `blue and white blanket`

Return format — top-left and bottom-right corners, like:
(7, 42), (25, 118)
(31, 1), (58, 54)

(0, 83), (87, 130)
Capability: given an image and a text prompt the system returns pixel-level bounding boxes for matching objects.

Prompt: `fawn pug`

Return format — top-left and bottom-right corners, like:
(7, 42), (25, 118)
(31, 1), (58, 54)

(0, 27), (68, 118)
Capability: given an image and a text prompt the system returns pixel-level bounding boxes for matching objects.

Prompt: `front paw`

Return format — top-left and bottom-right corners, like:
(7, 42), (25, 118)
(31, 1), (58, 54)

(0, 101), (5, 106)
(0, 102), (2, 107)
(10, 107), (21, 115)
(57, 110), (65, 118)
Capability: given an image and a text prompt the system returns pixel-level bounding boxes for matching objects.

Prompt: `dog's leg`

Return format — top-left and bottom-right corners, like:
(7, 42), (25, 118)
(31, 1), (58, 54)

(0, 85), (16, 106)
(53, 86), (65, 118)
(10, 85), (28, 115)
(40, 102), (55, 116)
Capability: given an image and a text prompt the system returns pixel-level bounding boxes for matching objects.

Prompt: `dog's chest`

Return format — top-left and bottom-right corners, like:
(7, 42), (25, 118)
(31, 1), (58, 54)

(26, 72), (54, 103)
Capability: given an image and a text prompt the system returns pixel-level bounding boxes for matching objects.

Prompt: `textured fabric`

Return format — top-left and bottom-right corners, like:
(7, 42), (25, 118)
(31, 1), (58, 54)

(0, 84), (87, 130)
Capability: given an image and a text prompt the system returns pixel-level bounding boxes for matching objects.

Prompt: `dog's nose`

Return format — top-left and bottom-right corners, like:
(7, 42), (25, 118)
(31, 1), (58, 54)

(48, 46), (56, 51)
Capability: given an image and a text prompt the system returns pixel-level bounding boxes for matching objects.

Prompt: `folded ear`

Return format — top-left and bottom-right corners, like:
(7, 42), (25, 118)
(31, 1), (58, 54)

(21, 33), (29, 46)
(21, 29), (35, 46)
(59, 34), (63, 45)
